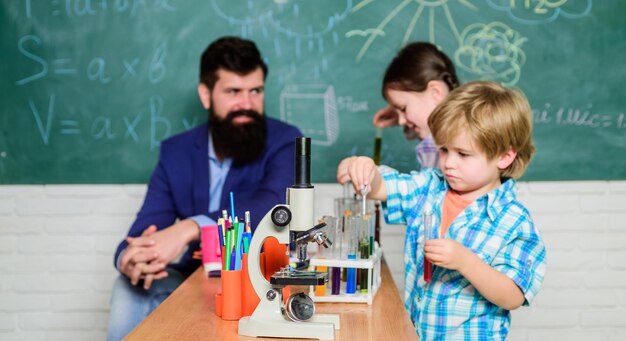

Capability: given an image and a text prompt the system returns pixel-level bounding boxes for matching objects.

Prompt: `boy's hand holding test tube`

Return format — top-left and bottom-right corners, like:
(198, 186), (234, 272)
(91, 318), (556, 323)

(424, 236), (476, 272)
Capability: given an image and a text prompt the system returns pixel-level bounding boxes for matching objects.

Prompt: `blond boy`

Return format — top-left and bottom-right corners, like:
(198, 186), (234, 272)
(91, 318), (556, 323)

(337, 81), (546, 340)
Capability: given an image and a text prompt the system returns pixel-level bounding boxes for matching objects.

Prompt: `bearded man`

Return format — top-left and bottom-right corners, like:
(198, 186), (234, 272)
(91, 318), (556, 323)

(107, 36), (302, 340)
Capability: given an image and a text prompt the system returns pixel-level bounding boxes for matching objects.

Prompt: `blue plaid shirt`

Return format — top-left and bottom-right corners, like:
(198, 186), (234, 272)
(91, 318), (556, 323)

(383, 168), (546, 340)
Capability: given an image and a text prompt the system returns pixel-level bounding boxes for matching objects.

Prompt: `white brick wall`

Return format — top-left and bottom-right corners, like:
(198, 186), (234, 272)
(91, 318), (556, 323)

(1, 182), (625, 340)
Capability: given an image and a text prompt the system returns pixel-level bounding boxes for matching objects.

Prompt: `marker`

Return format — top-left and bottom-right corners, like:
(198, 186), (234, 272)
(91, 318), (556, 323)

(224, 227), (231, 270)
(233, 219), (239, 257)
(234, 222), (244, 269)
(243, 232), (251, 253)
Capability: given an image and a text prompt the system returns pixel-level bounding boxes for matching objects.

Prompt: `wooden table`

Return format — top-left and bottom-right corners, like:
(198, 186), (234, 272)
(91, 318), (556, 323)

(126, 258), (418, 340)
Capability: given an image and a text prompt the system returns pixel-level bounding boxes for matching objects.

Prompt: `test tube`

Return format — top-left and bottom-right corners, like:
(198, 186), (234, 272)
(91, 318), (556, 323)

(321, 216), (341, 295)
(334, 197), (357, 218)
(336, 196), (358, 284)
(342, 181), (353, 200)
(373, 127), (382, 165)
(359, 215), (371, 293)
(344, 216), (359, 294)
(331, 215), (342, 295)
(423, 210), (434, 283)
(367, 211), (375, 256)
(374, 203), (381, 246)
(355, 194), (375, 257)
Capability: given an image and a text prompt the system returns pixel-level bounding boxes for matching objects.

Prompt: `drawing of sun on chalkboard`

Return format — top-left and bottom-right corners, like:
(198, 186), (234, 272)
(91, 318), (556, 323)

(454, 22), (527, 86)
(486, 0), (593, 25)
(346, 0), (478, 62)
(280, 85), (339, 146)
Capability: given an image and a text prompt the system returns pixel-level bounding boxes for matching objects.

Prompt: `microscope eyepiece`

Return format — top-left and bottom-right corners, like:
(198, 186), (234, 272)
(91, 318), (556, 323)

(293, 137), (313, 189)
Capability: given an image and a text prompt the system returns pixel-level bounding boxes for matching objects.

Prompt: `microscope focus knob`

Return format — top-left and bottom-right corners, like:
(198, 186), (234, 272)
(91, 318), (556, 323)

(271, 206), (292, 227)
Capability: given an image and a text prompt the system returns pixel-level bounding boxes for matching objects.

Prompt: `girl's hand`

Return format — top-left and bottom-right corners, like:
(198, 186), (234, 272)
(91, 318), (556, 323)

(373, 106), (399, 128)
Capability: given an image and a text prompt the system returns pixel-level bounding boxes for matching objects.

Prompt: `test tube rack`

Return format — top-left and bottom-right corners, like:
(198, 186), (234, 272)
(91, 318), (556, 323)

(308, 247), (383, 305)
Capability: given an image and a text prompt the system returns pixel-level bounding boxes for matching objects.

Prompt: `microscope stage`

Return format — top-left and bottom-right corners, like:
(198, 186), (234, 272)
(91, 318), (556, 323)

(270, 271), (327, 286)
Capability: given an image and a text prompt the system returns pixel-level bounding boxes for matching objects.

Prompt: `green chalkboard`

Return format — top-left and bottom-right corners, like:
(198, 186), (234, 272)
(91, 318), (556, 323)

(1, 0), (624, 183)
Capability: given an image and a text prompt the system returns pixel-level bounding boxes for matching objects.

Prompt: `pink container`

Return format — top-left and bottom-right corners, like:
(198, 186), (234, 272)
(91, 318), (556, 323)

(200, 225), (222, 273)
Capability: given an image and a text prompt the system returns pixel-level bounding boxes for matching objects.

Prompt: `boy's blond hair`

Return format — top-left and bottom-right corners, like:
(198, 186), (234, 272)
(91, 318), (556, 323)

(428, 81), (535, 179)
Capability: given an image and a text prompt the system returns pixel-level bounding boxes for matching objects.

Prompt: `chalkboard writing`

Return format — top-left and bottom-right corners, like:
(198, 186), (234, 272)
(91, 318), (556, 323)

(1, 0), (624, 183)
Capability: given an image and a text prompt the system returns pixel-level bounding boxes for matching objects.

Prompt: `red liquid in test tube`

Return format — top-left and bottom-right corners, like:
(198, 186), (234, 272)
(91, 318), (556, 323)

(423, 210), (433, 283)
(424, 258), (433, 282)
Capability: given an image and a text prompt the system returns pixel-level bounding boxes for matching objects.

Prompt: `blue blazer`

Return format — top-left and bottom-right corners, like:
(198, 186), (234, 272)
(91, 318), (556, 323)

(114, 117), (302, 276)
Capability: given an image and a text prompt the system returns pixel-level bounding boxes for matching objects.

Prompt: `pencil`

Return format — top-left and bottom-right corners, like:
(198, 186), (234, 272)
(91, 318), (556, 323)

(230, 191), (235, 220)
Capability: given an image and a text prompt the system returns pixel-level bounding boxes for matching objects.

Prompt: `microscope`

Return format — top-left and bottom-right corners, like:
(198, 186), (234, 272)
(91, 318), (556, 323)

(238, 137), (340, 340)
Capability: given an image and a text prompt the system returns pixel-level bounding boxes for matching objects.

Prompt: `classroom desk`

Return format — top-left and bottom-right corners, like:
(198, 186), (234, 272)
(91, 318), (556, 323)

(125, 258), (418, 340)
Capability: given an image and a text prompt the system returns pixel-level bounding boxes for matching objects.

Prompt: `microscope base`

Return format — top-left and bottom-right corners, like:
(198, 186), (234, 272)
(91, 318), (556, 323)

(238, 313), (340, 340)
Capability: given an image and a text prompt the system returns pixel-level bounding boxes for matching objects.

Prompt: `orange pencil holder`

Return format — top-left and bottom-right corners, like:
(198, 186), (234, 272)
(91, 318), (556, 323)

(214, 246), (227, 317)
(215, 239), (290, 320)
(220, 269), (243, 321)
(214, 292), (222, 317)
(215, 251), (266, 320)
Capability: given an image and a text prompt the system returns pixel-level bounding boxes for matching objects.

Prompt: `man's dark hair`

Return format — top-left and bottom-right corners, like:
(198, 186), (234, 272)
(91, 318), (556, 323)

(199, 36), (268, 89)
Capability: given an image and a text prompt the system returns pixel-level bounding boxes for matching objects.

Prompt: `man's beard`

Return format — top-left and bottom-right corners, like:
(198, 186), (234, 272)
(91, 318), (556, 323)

(209, 109), (267, 165)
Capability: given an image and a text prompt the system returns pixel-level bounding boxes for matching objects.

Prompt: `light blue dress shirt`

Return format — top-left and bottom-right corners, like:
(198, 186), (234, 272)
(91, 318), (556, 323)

(190, 133), (232, 227)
